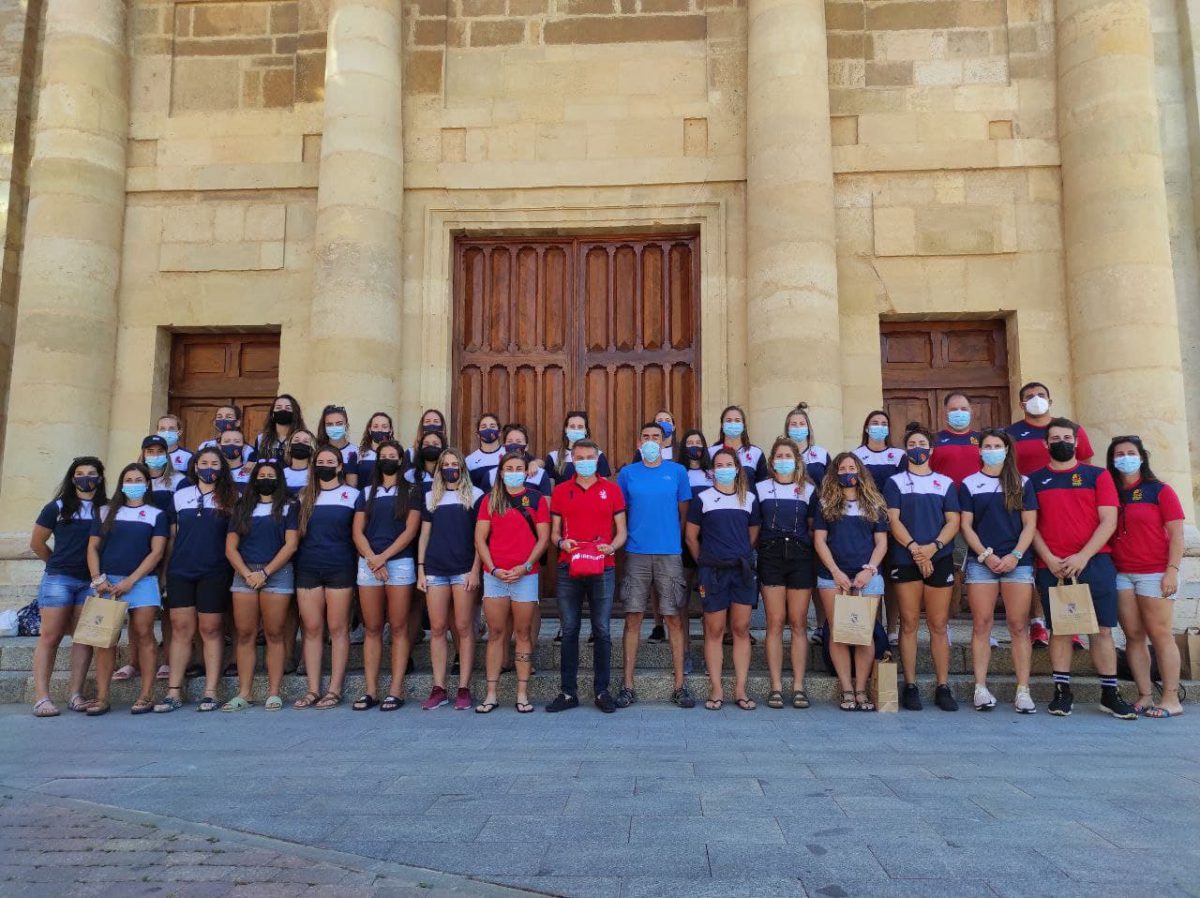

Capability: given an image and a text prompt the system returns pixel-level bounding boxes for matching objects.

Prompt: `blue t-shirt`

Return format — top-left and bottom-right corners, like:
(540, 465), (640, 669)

(231, 501), (299, 566)
(959, 472), (1037, 565)
(811, 499), (889, 577)
(355, 484), (419, 558)
(284, 466), (309, 495)
(617, 461), (693, 555)
(149, 471), (186, 523)
(544, 448), (612, 486)
(755, 479), (815, 546)
(686, 467), (712, 498)
(687, 487), (761, 561)
(883, 470), (961, 566)
(802, 445), (831, 486)
(168, 486), (233, 580)
(297, 486), (359, 572)
(92, 504), (170, 577)
(35, 499), (96, 581)
(422, 486), (485, 577)
(708, 443), (769, 483)
(485, 465), (553, 497)
(466, 447), (503, 489)
(852, 445), (906, 492)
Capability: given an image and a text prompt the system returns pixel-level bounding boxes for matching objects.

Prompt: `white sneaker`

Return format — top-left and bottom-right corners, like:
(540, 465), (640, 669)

(349, 624), (365, 645)
(973, 684), (996, 711)
(989, 636), (999, 648)
(1014, 687), (1036, 714)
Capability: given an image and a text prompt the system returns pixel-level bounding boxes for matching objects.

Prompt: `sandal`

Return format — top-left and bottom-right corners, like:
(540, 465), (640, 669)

(855, 690), (875, 712)
(86, 702), (111, 717)
(353, 694), (378, 711)
(1144, 706), (1182, 719)
(380, 694), (405, 711)
(153, 694), (184, 713)
(293, 691), (320, 710)
(705, 698), (723, 711)
(839, 691), (857, 711)
(314, 691), (342, 710)
(221, 696), (251, 712)
(475, 699), (499, 714)
(197, 696), (219, 712)
(67, 694), (94, 713)
(515, 678), (533, 713)
(264, 695), (283, 711)
(792, 689), (810, 709)
(766, 690), (785, 710)
(112, 664), (137, 681)
(33, 698), (60, 718)
(155, 665), (170, 681)
(130, 698), (155, 715)
(735, 696), (756, 711)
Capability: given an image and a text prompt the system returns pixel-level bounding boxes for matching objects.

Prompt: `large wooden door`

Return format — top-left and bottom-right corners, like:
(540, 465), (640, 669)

(880, 320), (1010, 431)
(169, 333), (281, 446)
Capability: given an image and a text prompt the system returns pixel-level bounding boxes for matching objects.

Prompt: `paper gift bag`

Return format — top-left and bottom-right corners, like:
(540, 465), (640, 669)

(72, 594), (128, 648)
(872, 660), (899, 713)
(831, 591), (879, 646)
(1048, 578), (1099, 636)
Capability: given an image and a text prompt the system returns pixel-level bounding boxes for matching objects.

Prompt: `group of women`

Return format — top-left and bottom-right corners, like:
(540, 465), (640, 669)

(27, 391), (1187, 718)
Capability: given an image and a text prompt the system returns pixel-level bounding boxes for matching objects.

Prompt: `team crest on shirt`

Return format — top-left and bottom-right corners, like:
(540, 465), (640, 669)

(521, 495), (531, 507)
(933, 479), (942, 489)
(1132, 488), (1143, 501)
(970, 436), (979, 446)
(887, 451), (896, 461)
(599, 490), (608, 500)
(340, 491), (349, 499)
(138, 509), (146, 518)
(1071, 473), (1083, 487)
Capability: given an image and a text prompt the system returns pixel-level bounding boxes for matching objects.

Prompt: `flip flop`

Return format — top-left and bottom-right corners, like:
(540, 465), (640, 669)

(474, 700), (499, 714)
(33, 698), (60, 718)
(112, 665), (137, 681)
(86, 702), (111, 717)
(735, 697), (756, 711)
(792, 690), (810, 709)
(1144, 706), (1182, 719)
(704, 698), (723, 711)
(130, 698), (155, 715)
(197, 696), (220, 712)
(67, 694), (94, 713)
(293, 691), (320, 710)
(766, 690), (785, 709)
(515, 701), (535, 713)
(155, 665), (170, 681)
(314, 691), (342, 710)
(153, 694), (184, 713)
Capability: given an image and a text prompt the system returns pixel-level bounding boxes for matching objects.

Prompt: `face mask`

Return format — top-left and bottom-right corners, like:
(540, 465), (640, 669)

(947, 410), (971, 430)
(867, 425), (889, 443)
(502, 471), (527, 490)
(659, 421), (675, 439)
(787, 426), (809, 443)
(145, 455), (168, 470)
(315, 465), (339, 483)
(980, 448), (1007, 467)
(684, 445), (704, 460)
(773, 459), (796, 477)
(369, 429), (391, 443)
(121, 483), (147, 501)
(714, 468), (737, 486)
(197, 468), (219, 484)
(640, 441), (661, 463)
(272, 409), (295, 426)
(220, 444), (243, 461)
(73, 475), (99, 492)
(1048, 441), (1076, 463)
(1113, 455), (1141, 475)
(479, 427), (500, 444)
(722, 421), (744, 439)
(253, 479), (278, 496)
(441, 467), (462, 484)
(574, 458), (598, 478)
(504, 443), (524, 456)
(290, 443), (313, 460)
(326, 425), (347, 441)
(837, 472), (859, 488)
(157, 430), (179, 448)
(214, 418), (236, 433)
(907, 446), (931, 466)
(378, 458), (401, 476)
(420, 445), (442, 463)
(1024, 395), (1050, 417)
(565, 428), (587, 443)
(423, 422), (442, 434)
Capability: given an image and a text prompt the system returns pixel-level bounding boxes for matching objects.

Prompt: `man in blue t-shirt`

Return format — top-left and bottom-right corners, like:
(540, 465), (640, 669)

(615, 422), (695, 709)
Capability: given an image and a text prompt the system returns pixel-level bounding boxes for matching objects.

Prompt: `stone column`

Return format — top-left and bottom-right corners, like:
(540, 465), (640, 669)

(0, 0), (127, 530)
(745, 0), (842, 443)
(307, 0), (404, 420)
(1058, 0), (1196, 516)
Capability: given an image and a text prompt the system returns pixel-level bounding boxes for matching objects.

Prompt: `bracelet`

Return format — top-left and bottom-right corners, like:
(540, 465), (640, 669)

(977, 548), (993, 564)
(907, 540), (918, 551)
(417, 562), (425, 568)
(1011, 549), (1024, 561)
(861, 564), (877, 574)
(1168, 563), (1180, 571)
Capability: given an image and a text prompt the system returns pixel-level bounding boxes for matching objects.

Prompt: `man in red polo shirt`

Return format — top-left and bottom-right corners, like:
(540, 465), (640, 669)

(546, 439), (627, 714)
(931, 392), (983, 485)
(1006, 381), (1095, 475)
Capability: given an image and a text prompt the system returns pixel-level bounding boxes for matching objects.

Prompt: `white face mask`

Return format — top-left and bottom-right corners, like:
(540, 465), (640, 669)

(1024, 395), (1050, 416)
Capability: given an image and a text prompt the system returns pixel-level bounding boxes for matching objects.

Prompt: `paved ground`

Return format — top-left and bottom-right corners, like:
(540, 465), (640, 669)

(0, 701), (1198, 898)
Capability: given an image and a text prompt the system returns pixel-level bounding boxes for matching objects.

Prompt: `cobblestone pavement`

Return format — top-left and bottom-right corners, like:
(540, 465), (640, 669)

(1, 702), (1198, 897)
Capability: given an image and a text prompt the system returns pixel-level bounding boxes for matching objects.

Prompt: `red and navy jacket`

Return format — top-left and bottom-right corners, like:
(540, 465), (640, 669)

(1110, 479), (1185, 574)
(1029, 463), (1116, 565)
(931, 430), (982, 484)
(1006, 420), (1095, 475)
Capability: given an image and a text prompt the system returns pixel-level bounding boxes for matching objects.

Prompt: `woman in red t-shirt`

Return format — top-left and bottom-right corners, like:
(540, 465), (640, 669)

(1107, 437), (1186, 718)
(474, 452), (550, 714)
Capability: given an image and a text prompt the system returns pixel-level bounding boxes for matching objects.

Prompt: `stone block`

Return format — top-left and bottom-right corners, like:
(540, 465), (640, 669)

(825, 0), (865, 30)
(640, 0), (693, 11)
(957, 0), (1006, 26)
(406, 48), (443, 93)
(543, 14), (706, 44)
(683, 117), (707, 156)
(558, 0), (619, 12)
(866, 60), (914, 87)
(127, 138), (157, 167)
(988, 118), (1014, 139)
(161, 205), (215, 243)
(827, 32), (865, 59)
(261, 66), (295, 107)
(830, 115), (859, 146)
(414, 18), (446, 45)
(214, 203), (245, 238)
(295, 49), (325, 102)
(914, 59), (963, 86)
(174, 37), (275, 57)
(873, 205), (917, 256)
(245, 204), (287, 241)
(192, 3), (271, 38)
(271, 1), (300, 35)
(946, 29), (992, 57)
(470, 19), (525, 46)
(441, 127), (467, 161)
(170, 57), (241, 111)
(866, 1), (957, 30)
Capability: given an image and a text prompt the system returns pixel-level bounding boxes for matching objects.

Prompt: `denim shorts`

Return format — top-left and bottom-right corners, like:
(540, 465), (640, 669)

(817, 573), (885, 596)
(482, 572), (539, 603)
(231, 563), (295, 595)
(963, 559), (1035, 586)
(357, 556), (416, 588)
(425, 572), (469, 588)
(1115, 570), (1170, 599)
(37, 573), (92, 609)
(110, 575), (162, 610)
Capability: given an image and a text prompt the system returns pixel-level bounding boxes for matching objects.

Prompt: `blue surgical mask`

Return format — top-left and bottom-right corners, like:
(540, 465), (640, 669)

(145, 455), (168, 470)
(837, 472), (859, 488)
(326, 425), (347, 441)
(1113, 455), (1142, 475)
(714, 467), (737, 485)
(787, 426), (809, 443)
(121, 483), (148, 501)
(659, 421), (674, 439)
(947, 410), (971, 430)
(502, 471), (527, 490)
(574, 458), (598, 478)
(773, 459), (796, 477)
(565, 428), (587, 443)
(980, 448), (1007, 467)
(867, 425), (889, 442)
(722, 421), (744, 439)
(640, 441), (661, 463)
(158, 430), (179, 448)
(907, 447), (931, 466)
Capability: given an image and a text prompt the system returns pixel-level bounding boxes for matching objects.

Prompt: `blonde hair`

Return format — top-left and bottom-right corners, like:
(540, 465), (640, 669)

(819, 452), (886, 523)
(430, 447), (476, 508)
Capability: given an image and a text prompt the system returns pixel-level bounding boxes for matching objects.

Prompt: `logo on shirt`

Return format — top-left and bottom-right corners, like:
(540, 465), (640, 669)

(970, 436), (979, 446)
(1041, 477), (1052, 485)
(1019, 430), (1031, 438)
(599, 490), (608, 500)
(933, 479), (943, 489)
(887, 452), (896, 461)
(1132, 488), (1143, 502)
(340, 491), (349, 500)
(1071, 473), (1083, 487)
(521, 495), (531, 508)
(138, 509), (146, 518)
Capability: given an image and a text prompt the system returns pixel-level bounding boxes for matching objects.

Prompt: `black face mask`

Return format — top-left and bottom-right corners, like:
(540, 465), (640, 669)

(369, 429), (391, 443)
(1048, 441), (1076, 463)
(684, 446), (704, 460)
(504, 443), (525, 457)
(315, 465), (339, 483)
(73, 475), (99, 492)
(479, 428), (499, 444)
(272, 410), (295, 426)
(423, 423), (443, 434)
(290, 443), (313, 460)
(253, 479), (278, 496)
(378, 458), (401, 476)
(420, 446), (442, 463)
(220, 444), (243, 460)
(441, 468), (462, 484)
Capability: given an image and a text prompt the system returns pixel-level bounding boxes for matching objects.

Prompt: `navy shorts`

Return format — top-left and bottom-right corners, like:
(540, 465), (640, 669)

(698, 566), (758, 614)
(1036, 554), (1118, 629)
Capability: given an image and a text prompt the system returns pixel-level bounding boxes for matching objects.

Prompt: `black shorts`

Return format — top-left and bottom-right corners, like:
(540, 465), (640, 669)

(166, 571), (232, 615)
(295, 567), (356, 590)
(756, 539), (815, 589)
(888, 554), (956, 588)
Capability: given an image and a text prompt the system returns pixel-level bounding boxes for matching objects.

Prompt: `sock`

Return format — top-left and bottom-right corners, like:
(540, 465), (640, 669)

(1053, 670), (1071, 685)
(1032, 617), (1046, 627)
(1100, 675), (1118, 690)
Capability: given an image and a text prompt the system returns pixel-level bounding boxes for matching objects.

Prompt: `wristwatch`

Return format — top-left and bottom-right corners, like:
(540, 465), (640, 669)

(934, 539), (945, 551)
(523, 562), (534, 573)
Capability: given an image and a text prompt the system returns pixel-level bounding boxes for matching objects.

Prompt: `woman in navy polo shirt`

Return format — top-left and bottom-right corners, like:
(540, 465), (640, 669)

(1107, 436), (1186, 718)
(283, 429), (315, 494)
(30, 457), (107, 717)
(885, 423), (962, 712)
(756, 437), (816, 710)
(547, 410), (612, 485)
(293, 447), (359, 710)
(218, 428), (254, 487)
(417, 448), (484, 711)
(686, 448), (762, 711)
(709, 405), (768, 483)
(256, 393), (305, 462)
(225, 459), (299, 712)
(474, 452), (550, 714)
(680, 429), (713, 497)
(86, 463), (169, 716)
(852, 410), (906, 647)
(812, 453), (888, 711)
(466, 412), (503, 489)
(356, 411), (396, 486)
(959, 429), (1038, 713)
(352, 440), (422, 712)
(783, 402), (831, 486)
(317, 404), (359, 488)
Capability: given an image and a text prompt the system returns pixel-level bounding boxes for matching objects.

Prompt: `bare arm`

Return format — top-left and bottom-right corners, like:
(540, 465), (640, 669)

(30, 524), (52, 563)
(1163, 520), (1185, 598)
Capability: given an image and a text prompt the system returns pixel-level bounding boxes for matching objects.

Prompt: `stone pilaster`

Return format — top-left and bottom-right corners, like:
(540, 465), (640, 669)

(1058, 0), (1195, 516)
(745, 0), (842, 442)
(0, 0), (127, 530)
(306, 0), (405, 421)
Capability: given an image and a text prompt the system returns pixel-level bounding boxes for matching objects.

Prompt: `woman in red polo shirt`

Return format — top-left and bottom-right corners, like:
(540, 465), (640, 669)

(1107, 436), (1185, 718)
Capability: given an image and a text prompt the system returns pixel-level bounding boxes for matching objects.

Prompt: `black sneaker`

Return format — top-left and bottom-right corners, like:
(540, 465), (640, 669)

(648, 624), (666, 644)
(1100, 688), (1138, 720)
(671, 686), (696, 709)
(902, 683), (923, 711)
(545, 693), (579, 713)
(934, 684), (959, 712)
(614, 686), (638, 708)
(1048, 683), (1074, 716)
(594, 691), (617, 713)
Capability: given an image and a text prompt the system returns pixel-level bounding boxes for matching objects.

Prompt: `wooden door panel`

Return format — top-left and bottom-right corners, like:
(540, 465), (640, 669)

(169, 334), (280, 451)
(885, 393), (936, 433)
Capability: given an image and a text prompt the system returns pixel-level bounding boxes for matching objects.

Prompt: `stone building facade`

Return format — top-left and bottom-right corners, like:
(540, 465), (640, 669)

(0, 0), (1197, 606)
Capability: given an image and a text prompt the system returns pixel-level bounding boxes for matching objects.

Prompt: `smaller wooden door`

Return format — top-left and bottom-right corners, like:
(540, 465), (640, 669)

(169, 333), (281, 446)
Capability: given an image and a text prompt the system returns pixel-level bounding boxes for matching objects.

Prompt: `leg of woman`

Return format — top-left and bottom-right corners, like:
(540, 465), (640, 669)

(426, 584), (452, 690)
(1116, 588), (1152, 709)
(260, 592), (290, 698)
(820, 589), (854, 697)
(93, 646), (115, 708)
(1140, 594), (1184, 716)
(357, 584), (386, 699)
(884, 581), (899, 642)
(852, 643), (874, 696)
(761, 585), (785, 694)
(284, 597), (300, 671)
(231, 593), (260, 701)
(1000, 581), (1033, 690)
(702, 609), (726, 705)
(296, 588), (327, 698)
(66, 604), (94, 701)
(131, 608), (158, 705)
(481, 597), (509, 708)
(158, 606), (171, 677)
(32, 605), (71, 707)
(787, 588), (812, 693)
(451, 583), (476, 691)
(167, 607), (197, 696)
(198, 611), (225, 700)
(924, 585), (953, 685)
(896, 581), (924, 685)
(385, 585), (414, 698)
(730, 603), (753, 705)
(967, 582), (999, 688)
(124, 617), (141, 678)
(324, 587), (354, 699)
(530, 602), (542, 652)
(511, 600), (535, 709)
